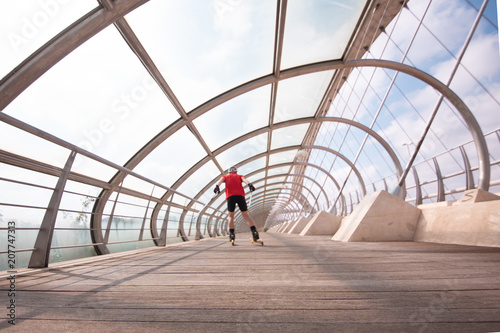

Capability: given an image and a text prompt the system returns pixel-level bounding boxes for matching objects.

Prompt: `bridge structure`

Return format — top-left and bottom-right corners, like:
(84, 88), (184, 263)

(1, 0), (500, 330)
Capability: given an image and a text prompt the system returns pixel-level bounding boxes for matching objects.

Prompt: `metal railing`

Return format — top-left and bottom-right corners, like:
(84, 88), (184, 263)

(0, 111), (226, 270)
(339, 129), (500, 215)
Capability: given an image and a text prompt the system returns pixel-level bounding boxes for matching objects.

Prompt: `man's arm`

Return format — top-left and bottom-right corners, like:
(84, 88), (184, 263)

(214, 176), (225, 194)
(241, 176), (250, 185)
(241, 176), (255, 192)
(216, 176), (225, 186)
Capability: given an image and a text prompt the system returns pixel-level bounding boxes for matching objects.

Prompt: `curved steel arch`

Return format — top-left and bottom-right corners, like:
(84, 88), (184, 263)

(345, 59), (490, 191)
(245, 160), (348, 216)
(221, 173), (327, 222)
(165, 116), (402, 203)
(226, 187), (308, 231)
(243, 196), (299, 223)
(180, 150), (323, 215)
(248, 172), (330, 206)
(194, 174), (309, 239)
(168, 120), (384, 223)
(239, 176), (312, 209)
(222, 181), (317, 217)
(304, 145), (367, 197)
(233, 189), (304, 223)
(231, 160), (342, 212)
(229, 181), (306, 212)
(193, 175), (314, 239)
(267, 197), (306, 222)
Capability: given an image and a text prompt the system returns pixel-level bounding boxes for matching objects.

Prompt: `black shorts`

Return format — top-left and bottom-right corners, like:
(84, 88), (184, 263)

(227, 195), (247, 212)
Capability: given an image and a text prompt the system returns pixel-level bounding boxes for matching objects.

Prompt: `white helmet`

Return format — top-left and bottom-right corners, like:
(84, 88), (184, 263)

(229, 166), (237, 173)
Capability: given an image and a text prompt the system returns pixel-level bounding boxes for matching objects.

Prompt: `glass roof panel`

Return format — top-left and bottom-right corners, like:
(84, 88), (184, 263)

(266, 184), (284, 191)
(133, 126), (207, 187)
(274, 70), (334, 123)
(238, 157), (267, 177)
(4, 25), (179, 166)
(271, 124), (310, 150)
(125, 0), (277, 111)
(0, 1), (97, 80)
(269, 176), (287, 184)
(249, 189), (264, 198)
(247, 171), (266, 184)
(216, 133), (268, 170)
(193, 85), (270, 150)
(253, 179), (266, 187)
(267, 166), (291, 177)
(281, 0), (367, 69)
(176, 161), (220, 198)
(269, 150), (298, 166)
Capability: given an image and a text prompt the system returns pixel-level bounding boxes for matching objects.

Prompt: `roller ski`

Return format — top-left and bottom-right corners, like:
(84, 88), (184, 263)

(250, 237), (264, 246)
(250, 229), (264, 246)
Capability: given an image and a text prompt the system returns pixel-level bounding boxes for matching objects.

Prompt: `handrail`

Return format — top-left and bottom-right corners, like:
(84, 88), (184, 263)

(338, 130), (500, 214)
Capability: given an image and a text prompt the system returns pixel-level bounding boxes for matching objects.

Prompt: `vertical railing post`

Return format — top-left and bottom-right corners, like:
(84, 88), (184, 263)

(412, 167), (422, 205)
(104, 182), (123, 244)
(157, 200), (171, 246)
(139, 186), (155, 241)
(178, 208), (190, 241)
(28, 151), (76, 268)
(460, 146), (474, 190)
(433, 158), (445, 202)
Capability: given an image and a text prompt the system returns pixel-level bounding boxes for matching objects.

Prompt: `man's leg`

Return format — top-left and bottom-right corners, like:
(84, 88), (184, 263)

(227, 197), (236, 243)
(241, 211), (255, 227)
(242, 211), (259, 241)
(236, 195), (259, 241)
(228, 211), (235, 229)
(228, 212), (235, 242)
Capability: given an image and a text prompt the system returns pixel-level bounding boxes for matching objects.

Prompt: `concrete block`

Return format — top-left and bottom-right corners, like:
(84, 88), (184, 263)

(455, 189), (500, 205)
(283, 220), (298, 233)
(415, 195), (500, 247)
(288, 216), (310, 234)
(332, 190), (421, 242)
(277, 221), (290, 233)
(300, 211), (342, 236)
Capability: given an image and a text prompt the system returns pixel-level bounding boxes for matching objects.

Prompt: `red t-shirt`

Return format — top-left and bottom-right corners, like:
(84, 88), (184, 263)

(223, 173), (245, 199)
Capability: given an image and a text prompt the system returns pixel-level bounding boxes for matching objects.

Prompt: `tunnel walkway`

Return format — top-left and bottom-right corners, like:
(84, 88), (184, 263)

(1, 233), (500, 332)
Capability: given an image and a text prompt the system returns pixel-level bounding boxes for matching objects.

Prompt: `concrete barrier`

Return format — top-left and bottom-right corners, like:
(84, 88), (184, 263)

(288, 216), (310, 234)
(414, 189), (500, 247)
(283, 220), (298, 233)
(332, 190), (421, 242)
(300, 211), (341, 236)
(277, 221), (291, 233)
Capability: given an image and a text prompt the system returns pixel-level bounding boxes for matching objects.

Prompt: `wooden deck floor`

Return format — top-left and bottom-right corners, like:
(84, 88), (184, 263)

(1, 233), (500, 332)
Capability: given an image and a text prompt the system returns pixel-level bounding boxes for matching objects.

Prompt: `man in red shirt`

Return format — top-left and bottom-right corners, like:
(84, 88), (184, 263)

(214, 166), (258, 244)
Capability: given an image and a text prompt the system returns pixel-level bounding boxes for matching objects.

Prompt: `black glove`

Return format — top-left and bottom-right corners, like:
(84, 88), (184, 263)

(214, 185), (220, 194)
(248, 183), (255, 192)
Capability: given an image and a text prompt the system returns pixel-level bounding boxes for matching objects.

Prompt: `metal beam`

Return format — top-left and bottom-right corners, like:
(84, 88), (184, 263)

(28, 151), (76, 268)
